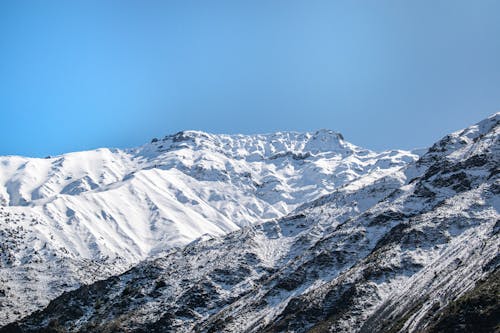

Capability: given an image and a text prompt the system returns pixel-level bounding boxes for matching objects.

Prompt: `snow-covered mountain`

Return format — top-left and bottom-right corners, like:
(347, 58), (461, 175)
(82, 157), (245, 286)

(0, 129), (417, 325)
(2, 113), (498, 333)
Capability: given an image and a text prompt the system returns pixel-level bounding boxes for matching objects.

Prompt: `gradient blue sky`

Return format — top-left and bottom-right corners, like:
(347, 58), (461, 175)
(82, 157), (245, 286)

(1, 1), (499, 157)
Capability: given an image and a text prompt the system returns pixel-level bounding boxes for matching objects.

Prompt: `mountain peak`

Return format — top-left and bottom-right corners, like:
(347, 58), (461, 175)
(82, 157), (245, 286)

(3, 114), (497, 333)
(146, 129), (350, 159)
(312, 128), (344, 140)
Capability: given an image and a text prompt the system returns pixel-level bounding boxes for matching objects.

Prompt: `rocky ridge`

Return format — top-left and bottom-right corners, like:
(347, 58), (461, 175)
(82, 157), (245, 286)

(0, 129), (416, 325)
(2, 113), (498, 332)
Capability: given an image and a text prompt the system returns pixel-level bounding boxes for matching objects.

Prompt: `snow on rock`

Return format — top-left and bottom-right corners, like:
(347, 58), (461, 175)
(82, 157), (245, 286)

(3, 113), (498, 332)
(0, 129), (416, 325)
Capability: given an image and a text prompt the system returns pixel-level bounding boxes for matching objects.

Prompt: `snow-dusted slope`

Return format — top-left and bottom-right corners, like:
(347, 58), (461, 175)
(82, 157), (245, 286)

(4, 113), (498, 333)
(0, 130), (417, 325)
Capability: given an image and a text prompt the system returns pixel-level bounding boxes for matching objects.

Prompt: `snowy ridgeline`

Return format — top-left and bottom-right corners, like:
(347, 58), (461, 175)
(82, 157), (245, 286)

(0, 129), (417, 325)
(1, 113), (499, 332)
(4, 112), (496, 333)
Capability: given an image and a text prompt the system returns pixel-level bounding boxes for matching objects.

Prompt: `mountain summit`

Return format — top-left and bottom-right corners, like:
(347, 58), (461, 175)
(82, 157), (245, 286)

(3, 113), (496, 333)
(0, 129), (416, 325)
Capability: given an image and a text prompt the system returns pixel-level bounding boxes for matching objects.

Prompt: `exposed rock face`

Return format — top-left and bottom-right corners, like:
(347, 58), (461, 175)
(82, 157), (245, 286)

(424, 268), (499, 333)
(2, 113), (498, 332)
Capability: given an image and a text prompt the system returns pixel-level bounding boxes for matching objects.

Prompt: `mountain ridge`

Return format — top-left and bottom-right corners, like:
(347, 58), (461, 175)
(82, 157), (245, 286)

(0, 128), (417, 326)
(1, 113), (498, 332)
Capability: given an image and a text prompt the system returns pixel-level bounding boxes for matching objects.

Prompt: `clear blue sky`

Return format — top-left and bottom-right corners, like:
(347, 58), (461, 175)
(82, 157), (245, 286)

(1, 1), (499, 157)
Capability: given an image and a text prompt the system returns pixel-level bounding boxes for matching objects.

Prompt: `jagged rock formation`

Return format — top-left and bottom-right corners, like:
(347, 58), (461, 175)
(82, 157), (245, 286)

(2, 113), (498, 332)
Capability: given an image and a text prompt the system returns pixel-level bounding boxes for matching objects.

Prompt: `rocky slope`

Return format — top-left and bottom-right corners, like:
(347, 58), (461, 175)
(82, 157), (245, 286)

(0, 130), (416, 325)
(3, 113), (498, 332)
